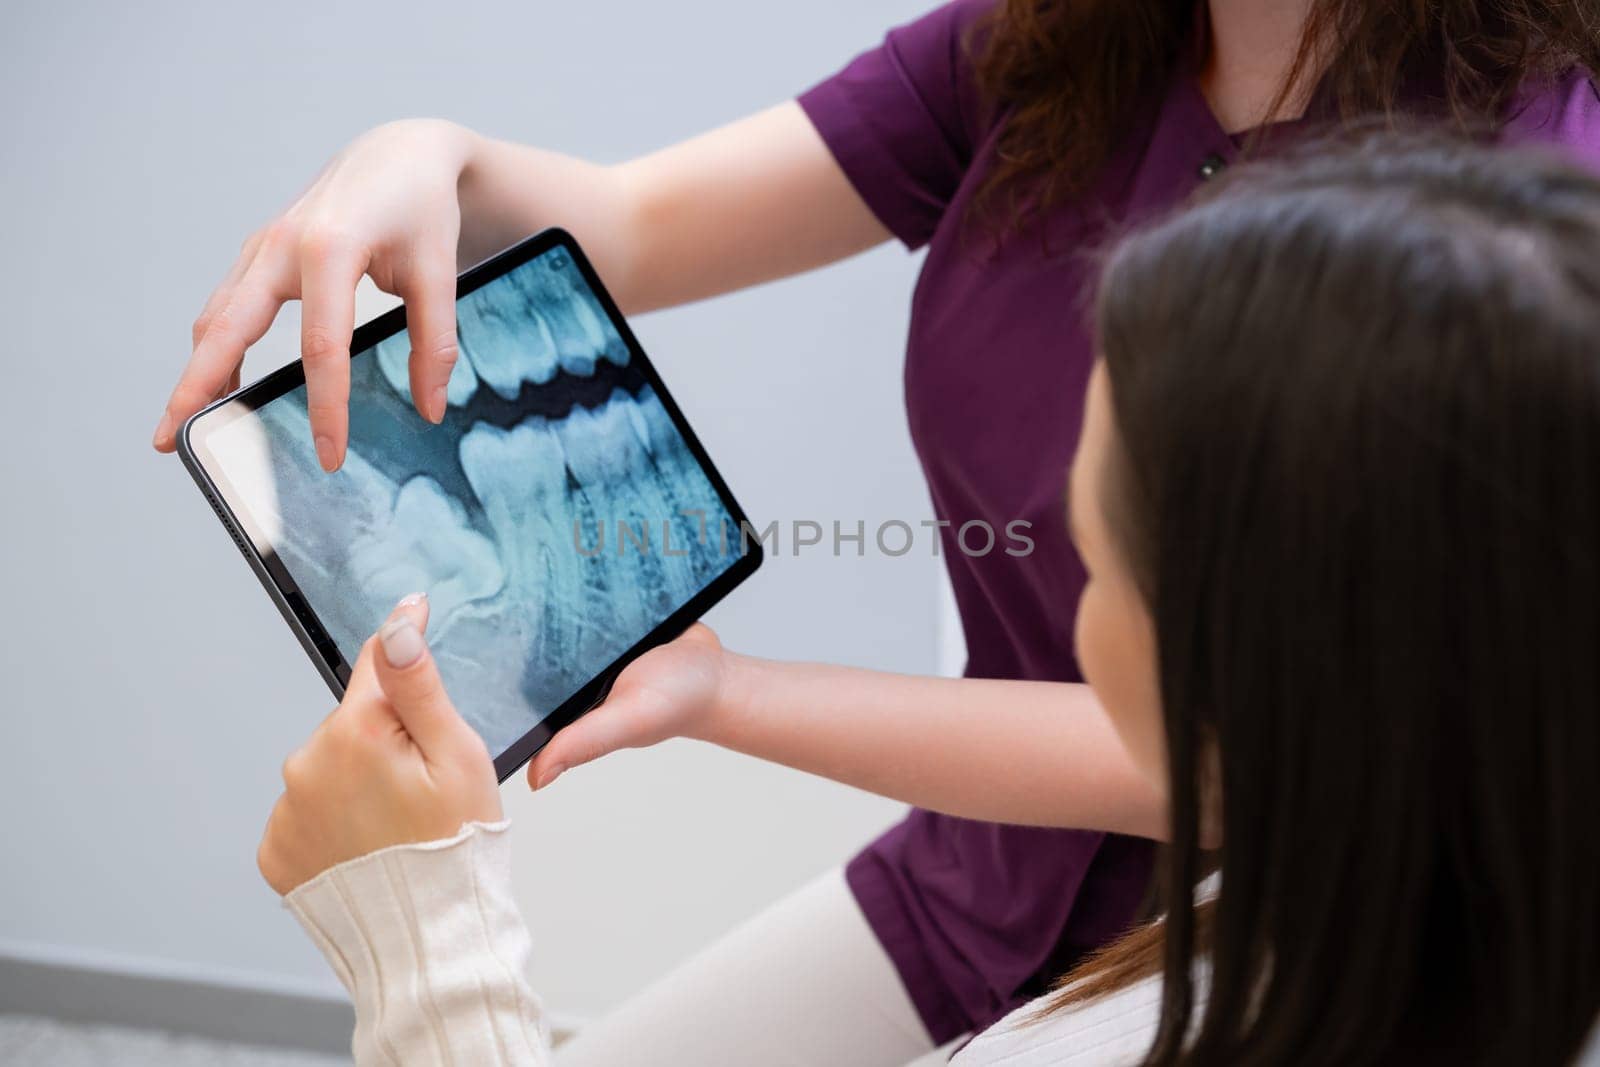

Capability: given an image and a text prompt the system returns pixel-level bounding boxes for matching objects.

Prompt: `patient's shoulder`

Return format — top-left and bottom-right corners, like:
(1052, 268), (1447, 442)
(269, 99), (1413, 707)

(953, 971), (1164, 1066)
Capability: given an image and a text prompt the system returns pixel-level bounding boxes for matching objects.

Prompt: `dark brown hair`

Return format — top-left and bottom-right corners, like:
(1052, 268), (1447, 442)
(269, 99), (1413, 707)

(970, 0), (1600, 230)
(1066, 134), (1600, 1064)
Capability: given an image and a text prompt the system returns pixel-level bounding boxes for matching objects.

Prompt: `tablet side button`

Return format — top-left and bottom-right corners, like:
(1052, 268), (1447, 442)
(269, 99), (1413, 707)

(284, 590), (342, 671)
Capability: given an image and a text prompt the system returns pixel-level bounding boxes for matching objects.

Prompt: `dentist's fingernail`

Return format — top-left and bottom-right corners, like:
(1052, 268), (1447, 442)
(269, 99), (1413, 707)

(314, 434), (339, 471)
(535, 763), (567, 790)
(428, 385), (448, 424)
(152, 413), (174, 448)
(380, 617), (425, 668)
(397, 591), (428, 610)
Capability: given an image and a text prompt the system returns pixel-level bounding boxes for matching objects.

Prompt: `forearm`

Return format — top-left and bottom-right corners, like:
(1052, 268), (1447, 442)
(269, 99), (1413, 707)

(702, 656), (1169, 840)
(457, 102), (889, 313)
(286, 822), (550, 1066)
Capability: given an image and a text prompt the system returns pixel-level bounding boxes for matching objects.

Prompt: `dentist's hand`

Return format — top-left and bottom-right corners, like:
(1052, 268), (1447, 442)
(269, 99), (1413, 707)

(526, 623), (728, 791)
(154, 119), (480, 472)
(258, 595), (501, 895)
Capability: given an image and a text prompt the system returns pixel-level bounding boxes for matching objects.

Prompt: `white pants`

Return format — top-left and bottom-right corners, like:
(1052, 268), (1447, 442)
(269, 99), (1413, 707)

(557, 868), (961, 1067)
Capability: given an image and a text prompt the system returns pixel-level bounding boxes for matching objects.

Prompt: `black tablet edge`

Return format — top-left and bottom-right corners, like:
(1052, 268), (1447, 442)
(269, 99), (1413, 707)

(176, 227), (764, 781)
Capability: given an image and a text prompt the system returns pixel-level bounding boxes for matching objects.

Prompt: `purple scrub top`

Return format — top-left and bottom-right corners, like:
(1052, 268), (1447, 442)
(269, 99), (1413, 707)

(798, 0), (1600, 1043)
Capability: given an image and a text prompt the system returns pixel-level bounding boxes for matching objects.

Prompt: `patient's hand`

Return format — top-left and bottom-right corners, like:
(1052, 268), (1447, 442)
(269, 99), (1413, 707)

(258, 594), (502, 895)
(525, 623), (726, 791)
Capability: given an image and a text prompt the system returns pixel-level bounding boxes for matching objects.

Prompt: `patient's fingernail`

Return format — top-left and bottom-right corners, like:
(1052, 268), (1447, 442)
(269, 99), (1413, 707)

(397, 591), (428, 610)
(429, 385), (448, 424)
(380, 617), (425, 668)
(152, 413), (174, 447)
(535, 763), (567, 790)
(314, 434), (339, 472)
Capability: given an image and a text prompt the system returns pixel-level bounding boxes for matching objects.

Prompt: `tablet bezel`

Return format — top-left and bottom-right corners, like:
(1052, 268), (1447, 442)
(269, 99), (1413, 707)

(177, 227), (763, 781)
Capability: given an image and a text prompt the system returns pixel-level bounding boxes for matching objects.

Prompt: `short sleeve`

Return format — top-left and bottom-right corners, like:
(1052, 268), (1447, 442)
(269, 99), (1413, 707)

(1502, 67), (1600, 172)
(798, 0), (997, 249)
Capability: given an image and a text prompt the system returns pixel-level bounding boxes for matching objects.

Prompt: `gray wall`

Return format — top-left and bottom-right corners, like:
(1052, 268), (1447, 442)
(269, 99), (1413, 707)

(0, 0), (941, 1023)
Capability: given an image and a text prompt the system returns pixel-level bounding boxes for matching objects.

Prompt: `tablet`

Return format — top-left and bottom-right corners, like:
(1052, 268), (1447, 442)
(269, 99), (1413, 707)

(179, 229), (762, 779)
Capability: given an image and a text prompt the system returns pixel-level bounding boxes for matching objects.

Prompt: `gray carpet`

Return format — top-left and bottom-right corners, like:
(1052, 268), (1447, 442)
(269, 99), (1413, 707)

(0, 1015), (348, 1066)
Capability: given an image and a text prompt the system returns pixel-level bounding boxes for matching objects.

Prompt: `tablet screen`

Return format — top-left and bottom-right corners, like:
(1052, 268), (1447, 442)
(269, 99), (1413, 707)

(203, 243), (745, 757)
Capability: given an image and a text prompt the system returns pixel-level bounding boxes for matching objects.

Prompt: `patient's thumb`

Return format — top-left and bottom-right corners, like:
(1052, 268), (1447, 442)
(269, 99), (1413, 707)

(375, 611), (472, 758)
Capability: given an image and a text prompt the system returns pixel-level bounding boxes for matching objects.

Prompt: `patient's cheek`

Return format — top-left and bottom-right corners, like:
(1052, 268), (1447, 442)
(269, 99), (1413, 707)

(1074, 578), (1165, 784)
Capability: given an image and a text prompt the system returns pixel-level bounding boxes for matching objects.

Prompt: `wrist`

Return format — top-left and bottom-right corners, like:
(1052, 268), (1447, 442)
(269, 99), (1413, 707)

(453, 123), (490, 193)
(690, 648), (766, 747)
(452, 125), (512, 262)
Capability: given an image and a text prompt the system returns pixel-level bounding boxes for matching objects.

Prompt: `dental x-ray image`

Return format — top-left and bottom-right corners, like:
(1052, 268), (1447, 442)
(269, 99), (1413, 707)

(205, 244), (743, 757)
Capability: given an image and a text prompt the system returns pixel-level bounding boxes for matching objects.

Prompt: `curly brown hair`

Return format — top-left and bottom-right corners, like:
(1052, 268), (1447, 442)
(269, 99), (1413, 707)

(970, 0), (1600, 230)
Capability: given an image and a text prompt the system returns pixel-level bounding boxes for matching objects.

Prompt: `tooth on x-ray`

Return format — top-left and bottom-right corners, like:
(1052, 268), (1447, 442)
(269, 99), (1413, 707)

(374, 330), (480, 407)
(450, 254), (632, 400)
(459, 298), (557, 398)
(209, 246), (739, 756)
(347, 474), (504, 634)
